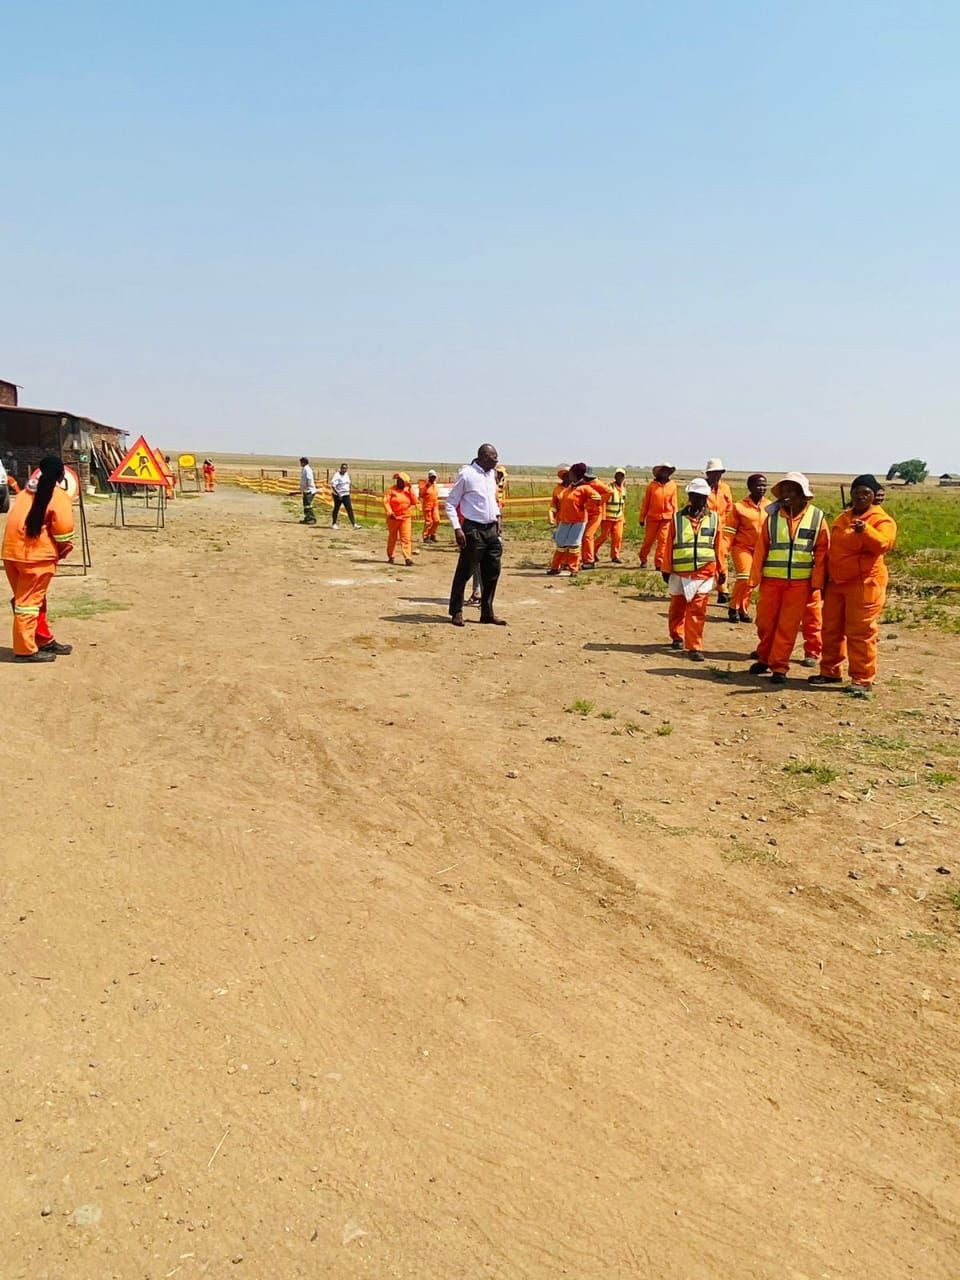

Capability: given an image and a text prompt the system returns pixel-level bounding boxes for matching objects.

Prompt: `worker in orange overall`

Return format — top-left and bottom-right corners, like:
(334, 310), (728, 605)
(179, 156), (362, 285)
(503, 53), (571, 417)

(495, 465), (508, 510)
(580, 471), (613, 569)
(722, 473), (768, 623)
(705, 458), (735, 604)
(547, 463), (597, 577)
(2, 455), (75, 663)
(202, 459), (216, 492)
(549, 467), (570, 527)
(809, 474), (897, 697)
(384, 472), (418, 565)
(419, 469), (441, 542)
(661, 478), (725, 662)
(749, 472), (829, 685)
(594, 468), (628, 564)
(638, 462), (677, 568)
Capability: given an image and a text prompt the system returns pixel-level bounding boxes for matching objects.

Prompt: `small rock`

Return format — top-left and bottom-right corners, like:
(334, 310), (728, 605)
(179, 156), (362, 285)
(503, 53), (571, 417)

(936, 866), (951, 875)
(848, 870), (862, 880)
(505, 770), (519, 779)
(40, 1206), (52, 1217)
(232, 1254), (244, 1264)
(895, 836), (907, 847)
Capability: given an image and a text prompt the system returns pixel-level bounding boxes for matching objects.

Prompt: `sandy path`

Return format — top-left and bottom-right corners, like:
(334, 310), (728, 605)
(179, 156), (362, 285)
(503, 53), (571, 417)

(3, 488), (959, 1279)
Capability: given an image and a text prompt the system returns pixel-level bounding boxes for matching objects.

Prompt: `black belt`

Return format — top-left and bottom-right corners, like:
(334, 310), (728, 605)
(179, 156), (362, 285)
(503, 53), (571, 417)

(463, 518), (498, 529)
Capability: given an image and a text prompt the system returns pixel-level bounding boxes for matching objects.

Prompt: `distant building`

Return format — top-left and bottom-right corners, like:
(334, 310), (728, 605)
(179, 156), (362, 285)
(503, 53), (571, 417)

(0, 378), (18, 407)
(0, 382), (128, 489)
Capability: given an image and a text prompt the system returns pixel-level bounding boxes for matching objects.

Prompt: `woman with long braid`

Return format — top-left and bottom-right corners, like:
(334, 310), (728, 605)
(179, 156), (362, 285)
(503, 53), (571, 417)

(2, 455), (75, 663)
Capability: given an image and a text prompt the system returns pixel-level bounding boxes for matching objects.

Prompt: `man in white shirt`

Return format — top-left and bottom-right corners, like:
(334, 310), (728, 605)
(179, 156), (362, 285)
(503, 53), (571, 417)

(330, 463), (357, 528)
(445, 442), (505, 626)
(299, 456), (317, 524)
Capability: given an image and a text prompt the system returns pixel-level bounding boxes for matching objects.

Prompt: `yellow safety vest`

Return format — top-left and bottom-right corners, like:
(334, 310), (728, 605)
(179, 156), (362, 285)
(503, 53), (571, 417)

(671, 509), (718, 573)
(606, 483), (626, 520)
(763, 503), (825, 580)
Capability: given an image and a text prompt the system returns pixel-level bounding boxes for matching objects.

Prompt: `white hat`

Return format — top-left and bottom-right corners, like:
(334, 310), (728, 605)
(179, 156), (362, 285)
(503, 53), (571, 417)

(427, 469), (437, 477)
(705, 458), (725, 472)
(654, 460), (675, 470)
(687, 477), (711, 497)
(771, 471), (813, 499)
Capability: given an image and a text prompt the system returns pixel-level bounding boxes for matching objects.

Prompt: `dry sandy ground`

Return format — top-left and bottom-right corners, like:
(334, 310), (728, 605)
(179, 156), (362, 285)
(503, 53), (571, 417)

(3, 488), (959, 1280)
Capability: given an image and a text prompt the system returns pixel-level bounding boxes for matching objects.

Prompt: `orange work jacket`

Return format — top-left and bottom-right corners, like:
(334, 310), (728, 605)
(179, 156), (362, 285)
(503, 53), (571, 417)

(556, 483), (598, 524)
(826, 508), (897, 586)
(662, 510), (723, 578)
(638, 479), (677, 523)
(384, 486), (417, 519)
(2, 487), (75, 563)
(723, 496), (769, 552)
(418, 479), (439, 510)
(751, 503), (829, 591)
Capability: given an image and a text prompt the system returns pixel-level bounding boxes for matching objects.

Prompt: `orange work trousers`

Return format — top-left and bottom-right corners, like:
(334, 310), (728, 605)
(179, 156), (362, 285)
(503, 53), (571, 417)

(594, 518), (624, 561)
(639, 519), (671, 569)
(802, 591), (822, 659)
(4, 560), (57, 656)
(755, 579), (812, 674)
(421, 506), (440, 540)
(204, 475), (215, 492)
(668, 588), (709, 651)
(730, 545), (755, 613)
(581, 515), (602, 566)
(820, 579), (885, 687)
(551, 546), (581, 572)
(386, 515), (413, 562)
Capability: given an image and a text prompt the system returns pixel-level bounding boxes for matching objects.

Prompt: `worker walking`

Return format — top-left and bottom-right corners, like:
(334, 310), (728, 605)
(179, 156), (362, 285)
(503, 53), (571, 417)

(705, 458), (735, 603)
(419, 470), (441, 542)
(638, 462), (677, 569)
(594, 468), (628, 564)
(202, 459), (216, 492)
(384, 472), (417, 565)
(661, 478), (725, 661)
(331, 463), (358, 528)
(299, 456), (317, 524)
(2, 455), (75, 663)
(722, 473), (768, 622)
(548, 463), (597, 577)
(810, 474), (897, 696)
(580, 471), (613, 569)
(749, 472), (829, 685)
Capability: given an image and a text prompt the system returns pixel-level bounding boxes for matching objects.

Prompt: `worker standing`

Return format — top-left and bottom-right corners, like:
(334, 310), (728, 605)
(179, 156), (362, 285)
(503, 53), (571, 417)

(419, 469), (440, 542)
(384, 472), (417, 565)
(809, 474), (897, 696)
(331, 463), (358, 528)
(2, 455), (75, 663)
(550, 467), (570, 527)
(722, 473), (768, 622)
(638, 463), (677, 569)
(749, 472), (829, 685)
(202, 459), (216, 492)
(705, 458), (735, 603)
(580, 471), (613, 570)
(661, 478), (725, 662)
(299, 456), (317, 524)
(548, 463), (597, 577)
(594, 468), (628, 564)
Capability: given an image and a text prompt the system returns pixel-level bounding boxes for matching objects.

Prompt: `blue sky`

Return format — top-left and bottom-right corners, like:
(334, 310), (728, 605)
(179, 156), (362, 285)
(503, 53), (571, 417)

(2, 1), (957, 471)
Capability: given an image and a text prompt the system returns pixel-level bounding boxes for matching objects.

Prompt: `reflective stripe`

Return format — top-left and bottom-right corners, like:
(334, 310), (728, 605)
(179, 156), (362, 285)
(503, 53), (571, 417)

(605, 485), (626, 519)
(763, 504), (824, 580)
(14, 604), (41, 616)
(53, 530), (74, 542)
(671, 510), (718, 573)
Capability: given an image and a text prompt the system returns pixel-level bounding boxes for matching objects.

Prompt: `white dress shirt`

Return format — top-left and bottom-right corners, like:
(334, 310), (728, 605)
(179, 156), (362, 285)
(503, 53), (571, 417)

(331, 470), (351, 496)
(445, 461), (501, 530)
(300, 464), (316, 494)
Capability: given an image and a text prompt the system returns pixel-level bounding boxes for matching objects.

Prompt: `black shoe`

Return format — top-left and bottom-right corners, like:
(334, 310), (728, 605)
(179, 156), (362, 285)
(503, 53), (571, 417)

(671, 638), (683, 650)
(738, 611), (752, 623)
(717, 591), (730, 604)
(727, 610), (739, 623)
(14, 649), (56, 663)
(808, 674), (842, 685)
(689, 650), (705, 662)
(40, 640), (73, 655)
(451, 612), (465, 627)
(546, 569), (560, 576)
(581, 561), (596, 570)
(770, 671), (787, 685)
(748, 660), (769, 674)
(610, 558), (623, 565)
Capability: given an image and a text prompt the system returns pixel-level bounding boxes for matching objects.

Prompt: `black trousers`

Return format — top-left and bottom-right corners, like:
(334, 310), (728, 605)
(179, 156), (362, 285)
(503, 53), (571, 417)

(449, 520), (502, 618)
(302, 493), (316, 522)
(331, 493), (356, 525)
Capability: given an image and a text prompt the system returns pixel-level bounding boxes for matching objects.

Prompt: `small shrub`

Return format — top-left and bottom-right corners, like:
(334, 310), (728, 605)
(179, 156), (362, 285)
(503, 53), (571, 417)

(783, 759), (839, 785)
(656, 722), (674, 737)
(566, 698), (594, 715)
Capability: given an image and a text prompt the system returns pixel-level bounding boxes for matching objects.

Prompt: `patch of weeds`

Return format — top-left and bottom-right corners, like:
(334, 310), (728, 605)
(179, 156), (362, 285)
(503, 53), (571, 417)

(655, 722), (674, 737)
(706, 664), (731, 680)
(927, 770), (956, 788)
(50, 595), (129, 621)
(908, 930), (949, 952)
(949, 887), (960, 911)
(623, 720), (641, 735)
(211, 542), (225, 552)
(566, 698), (594, 715)
(783, 759), (839, 785)
(722, 839), (783, 867)
(597, 709), (615, 720)
(616, 572), (645, 590)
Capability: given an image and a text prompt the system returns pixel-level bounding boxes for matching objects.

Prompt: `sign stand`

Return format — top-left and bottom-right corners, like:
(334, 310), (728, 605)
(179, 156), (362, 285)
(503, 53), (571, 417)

(61, 489), (93, 574)
(113, 484), (165, 530)
(108, 434), (169, 530)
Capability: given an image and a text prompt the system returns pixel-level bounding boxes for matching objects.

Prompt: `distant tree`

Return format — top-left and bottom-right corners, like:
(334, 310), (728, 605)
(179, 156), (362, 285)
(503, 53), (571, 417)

(885, 459), (928, 485)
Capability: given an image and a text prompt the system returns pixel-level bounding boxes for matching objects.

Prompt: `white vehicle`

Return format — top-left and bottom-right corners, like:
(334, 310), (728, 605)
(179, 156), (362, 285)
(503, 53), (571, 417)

(0, 458), (9, 514)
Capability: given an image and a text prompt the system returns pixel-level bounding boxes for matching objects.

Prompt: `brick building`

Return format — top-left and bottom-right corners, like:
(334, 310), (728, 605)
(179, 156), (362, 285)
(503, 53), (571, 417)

(0, 380), (128, 490)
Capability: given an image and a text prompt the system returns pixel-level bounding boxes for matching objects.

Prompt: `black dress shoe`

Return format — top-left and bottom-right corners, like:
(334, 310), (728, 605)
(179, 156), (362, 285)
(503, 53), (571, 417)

(480, 616), (507, 625)
(15, 649), (56, 663)
(40, 640), (73, 655)
(451, 612), (465, 627)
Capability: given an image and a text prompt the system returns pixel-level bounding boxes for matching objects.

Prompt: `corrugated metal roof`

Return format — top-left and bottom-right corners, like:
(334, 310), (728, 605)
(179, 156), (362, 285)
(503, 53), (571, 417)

(0, 403), (128, 434)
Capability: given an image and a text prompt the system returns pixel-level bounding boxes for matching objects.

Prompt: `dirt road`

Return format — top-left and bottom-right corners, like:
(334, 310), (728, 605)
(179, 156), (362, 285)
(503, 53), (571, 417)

(4, 488), (959, 1278)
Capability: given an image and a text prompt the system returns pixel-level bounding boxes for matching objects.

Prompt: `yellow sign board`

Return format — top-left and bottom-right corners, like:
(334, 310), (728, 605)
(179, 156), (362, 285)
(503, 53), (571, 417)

(178, 453), (196, 468)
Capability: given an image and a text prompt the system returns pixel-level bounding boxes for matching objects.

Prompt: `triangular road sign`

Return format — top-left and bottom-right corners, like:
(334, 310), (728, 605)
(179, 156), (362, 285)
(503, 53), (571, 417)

(152, 446), (175, 489)
(109, 435), (167, 486)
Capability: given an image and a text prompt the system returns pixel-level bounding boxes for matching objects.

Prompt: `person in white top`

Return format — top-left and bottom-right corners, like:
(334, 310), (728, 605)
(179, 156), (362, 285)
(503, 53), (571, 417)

(445, 443), (505, 627)
(299, 456), (317, 525)
(330, 463), (357, 528)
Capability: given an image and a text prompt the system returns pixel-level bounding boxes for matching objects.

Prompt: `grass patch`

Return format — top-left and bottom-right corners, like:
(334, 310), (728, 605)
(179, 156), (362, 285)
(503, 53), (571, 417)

(908, 930), (950, 952)
(597, 709), (615, 720)
(566, 698), (594, 715)
(949, 888), (960, 911)
(656, 722), (674, 736)
(783, 758), (839, 784)
(49, 594), (129, 621)
(706, 664), (731, 680)
(927, 770), (956, 788)
(721, 839), (783, 866)
(623, 720), (641, 735)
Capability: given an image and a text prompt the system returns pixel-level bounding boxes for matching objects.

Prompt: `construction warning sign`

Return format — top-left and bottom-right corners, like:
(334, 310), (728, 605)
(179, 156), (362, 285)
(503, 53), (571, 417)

(109, 436), (167, 486)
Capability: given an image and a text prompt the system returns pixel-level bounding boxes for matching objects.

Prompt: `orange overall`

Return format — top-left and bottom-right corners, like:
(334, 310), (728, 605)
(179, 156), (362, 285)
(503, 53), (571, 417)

(418, 479), (440, 540)
(2, 487), (75, 655)
(384, 478), (417, 562)
(663, 510), (723, 652)
(820, 507), (898, 687)
(594, 481), (627, 561)
(551, 483), (598, 572)
(723, 496), (768, 615)
(638, 479), (677, 568)
(581, 481), (612, 566)
(708, 481), (735, 597)
(202, 462), (216, 492)
(751, 503), (829, 675)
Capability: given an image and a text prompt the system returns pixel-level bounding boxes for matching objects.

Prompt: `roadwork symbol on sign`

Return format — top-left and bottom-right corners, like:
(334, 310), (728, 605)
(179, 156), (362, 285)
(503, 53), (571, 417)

(109, 436), (167, 486)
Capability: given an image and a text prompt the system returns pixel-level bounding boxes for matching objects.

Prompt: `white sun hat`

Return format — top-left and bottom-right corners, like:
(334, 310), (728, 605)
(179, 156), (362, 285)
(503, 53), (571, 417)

(771, 471), (813, 499)
(705, 458), (725, 472)
(687, 477), (711, 497)
(654, 460), (675, 470)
